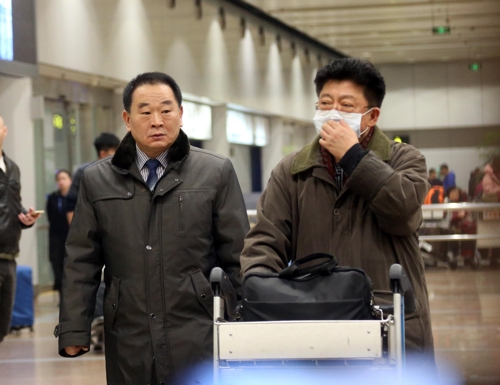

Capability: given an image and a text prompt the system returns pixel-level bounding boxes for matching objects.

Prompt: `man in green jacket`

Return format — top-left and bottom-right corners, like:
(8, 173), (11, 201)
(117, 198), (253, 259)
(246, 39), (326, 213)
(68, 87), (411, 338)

(55, 73), (249, 384)
(241, 58), (435, 369)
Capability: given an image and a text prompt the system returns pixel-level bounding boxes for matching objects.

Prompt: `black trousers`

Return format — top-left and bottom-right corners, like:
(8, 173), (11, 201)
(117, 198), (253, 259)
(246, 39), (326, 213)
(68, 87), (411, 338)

(49, 235), (66, 292)
(0, 259), (16, 341)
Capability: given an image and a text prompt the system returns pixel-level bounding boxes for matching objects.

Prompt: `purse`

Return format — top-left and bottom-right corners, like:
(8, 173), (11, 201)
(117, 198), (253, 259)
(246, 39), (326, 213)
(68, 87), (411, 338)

(241, 253), (375, 322)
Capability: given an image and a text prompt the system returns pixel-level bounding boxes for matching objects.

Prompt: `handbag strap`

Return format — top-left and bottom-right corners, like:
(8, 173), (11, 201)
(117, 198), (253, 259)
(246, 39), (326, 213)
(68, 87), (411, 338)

(279, 253), (338, 279)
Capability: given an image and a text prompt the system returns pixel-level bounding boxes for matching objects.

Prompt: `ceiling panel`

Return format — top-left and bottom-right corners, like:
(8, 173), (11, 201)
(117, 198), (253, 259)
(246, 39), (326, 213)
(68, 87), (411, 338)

(243, 0), (500, 64)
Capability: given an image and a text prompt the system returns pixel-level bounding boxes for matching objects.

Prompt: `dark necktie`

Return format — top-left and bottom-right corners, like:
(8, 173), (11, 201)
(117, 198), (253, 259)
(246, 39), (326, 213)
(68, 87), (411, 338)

(145, 159), (161, 191)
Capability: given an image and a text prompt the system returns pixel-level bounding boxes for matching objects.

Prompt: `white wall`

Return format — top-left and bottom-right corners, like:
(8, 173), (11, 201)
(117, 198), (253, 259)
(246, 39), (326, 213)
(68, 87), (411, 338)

(420, 147), (494, 192)
(378, 59), (500, 130)
(0, 76), (38, 282)
(36, 0), (324, 122)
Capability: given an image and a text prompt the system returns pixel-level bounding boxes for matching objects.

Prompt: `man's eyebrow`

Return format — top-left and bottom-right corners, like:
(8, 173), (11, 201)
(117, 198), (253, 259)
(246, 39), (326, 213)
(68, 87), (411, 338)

(137, 100), (173, 109)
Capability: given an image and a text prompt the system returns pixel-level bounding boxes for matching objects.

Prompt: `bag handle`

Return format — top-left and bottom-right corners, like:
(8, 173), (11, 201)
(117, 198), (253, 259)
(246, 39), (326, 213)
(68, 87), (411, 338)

(279, 253), (338, 279)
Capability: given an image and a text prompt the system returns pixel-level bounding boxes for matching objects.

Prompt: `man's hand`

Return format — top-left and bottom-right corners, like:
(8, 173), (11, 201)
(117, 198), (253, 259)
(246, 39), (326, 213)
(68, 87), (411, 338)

(65, 345), (89, 356)
(18, 208), (41, 226)
(318, 119), (359, 162)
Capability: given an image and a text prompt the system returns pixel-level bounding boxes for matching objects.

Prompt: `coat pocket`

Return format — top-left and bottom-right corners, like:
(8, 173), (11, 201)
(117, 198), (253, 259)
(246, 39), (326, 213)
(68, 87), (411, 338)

(174, 190), (214, 238)
(190, 269), (214, 319)
(103, 276), (120, 330)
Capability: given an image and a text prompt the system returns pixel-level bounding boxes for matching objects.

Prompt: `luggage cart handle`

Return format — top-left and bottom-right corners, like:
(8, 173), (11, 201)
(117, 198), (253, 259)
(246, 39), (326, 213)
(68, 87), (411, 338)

(388, 264), (416, 314)
(209, 267), (241, 320)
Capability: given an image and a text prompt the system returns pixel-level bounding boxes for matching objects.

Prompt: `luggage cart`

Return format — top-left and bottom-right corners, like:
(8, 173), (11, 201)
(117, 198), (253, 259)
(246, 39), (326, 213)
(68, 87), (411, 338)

(210, 264), (414, 385)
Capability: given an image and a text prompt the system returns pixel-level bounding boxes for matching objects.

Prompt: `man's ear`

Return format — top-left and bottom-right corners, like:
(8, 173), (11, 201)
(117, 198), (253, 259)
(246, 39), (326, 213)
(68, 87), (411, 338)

(368, 108), (380, 127)
(179, 105), (183, 128)
(122, 110), (131, 131)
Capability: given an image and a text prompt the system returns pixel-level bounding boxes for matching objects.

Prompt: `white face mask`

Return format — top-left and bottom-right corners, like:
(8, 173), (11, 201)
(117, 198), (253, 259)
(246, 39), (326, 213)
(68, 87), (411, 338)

(313, 108), (373, 138)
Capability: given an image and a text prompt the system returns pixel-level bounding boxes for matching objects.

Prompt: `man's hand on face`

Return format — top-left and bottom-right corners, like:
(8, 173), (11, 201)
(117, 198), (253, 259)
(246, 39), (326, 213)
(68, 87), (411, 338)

(319, 119), (359, 162)
(18, 208), (41, 226)
(65, 346), (89, 356)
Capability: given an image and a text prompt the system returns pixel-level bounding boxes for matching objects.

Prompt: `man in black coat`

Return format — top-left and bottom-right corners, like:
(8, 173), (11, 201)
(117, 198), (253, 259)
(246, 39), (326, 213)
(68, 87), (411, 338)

(0, 115), (40, 343)
(55, 73), (249, 384)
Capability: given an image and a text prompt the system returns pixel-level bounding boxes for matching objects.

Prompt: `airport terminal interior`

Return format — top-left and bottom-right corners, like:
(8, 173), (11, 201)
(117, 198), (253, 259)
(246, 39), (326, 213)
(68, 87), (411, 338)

(1, 0), (499, 384)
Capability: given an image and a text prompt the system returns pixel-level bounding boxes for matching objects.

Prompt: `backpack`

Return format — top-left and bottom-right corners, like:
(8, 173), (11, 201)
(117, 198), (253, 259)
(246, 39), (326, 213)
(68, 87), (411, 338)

(424, 185), (445, 204)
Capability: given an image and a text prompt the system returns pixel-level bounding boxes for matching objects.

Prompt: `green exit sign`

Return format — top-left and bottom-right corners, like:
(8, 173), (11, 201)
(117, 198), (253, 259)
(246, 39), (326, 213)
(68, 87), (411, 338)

(432, 26), (451, 35)
(469, 63), (482, 71)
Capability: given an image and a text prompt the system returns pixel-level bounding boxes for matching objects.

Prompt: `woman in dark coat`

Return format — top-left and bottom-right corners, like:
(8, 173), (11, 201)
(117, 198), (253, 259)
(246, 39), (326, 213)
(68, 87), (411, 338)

(46, 169), (72, 295)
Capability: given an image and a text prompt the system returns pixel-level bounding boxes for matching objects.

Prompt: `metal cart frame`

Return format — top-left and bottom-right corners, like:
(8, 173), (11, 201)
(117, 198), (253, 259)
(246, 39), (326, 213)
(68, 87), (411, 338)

(210, 264), (414, 384)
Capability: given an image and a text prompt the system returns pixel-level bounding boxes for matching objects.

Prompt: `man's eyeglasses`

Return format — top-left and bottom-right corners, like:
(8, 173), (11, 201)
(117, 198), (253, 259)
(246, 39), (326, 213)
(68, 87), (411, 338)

(315, 101), (372, 113)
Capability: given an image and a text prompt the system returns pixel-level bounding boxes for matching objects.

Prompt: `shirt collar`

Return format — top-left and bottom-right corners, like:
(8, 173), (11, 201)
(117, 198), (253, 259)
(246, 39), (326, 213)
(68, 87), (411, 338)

(135, 145), (169, 170)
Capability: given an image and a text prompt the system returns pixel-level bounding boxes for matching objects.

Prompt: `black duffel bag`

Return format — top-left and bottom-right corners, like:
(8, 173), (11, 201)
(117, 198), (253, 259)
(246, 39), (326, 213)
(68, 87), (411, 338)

(242, 253), (375, 322)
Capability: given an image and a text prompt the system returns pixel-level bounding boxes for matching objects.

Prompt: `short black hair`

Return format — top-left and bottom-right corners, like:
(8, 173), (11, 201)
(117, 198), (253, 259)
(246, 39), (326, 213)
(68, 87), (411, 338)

(94, 132), (120, 155)
(55, 169), (71, 180)
(314, 58), (386, 108)
(429, 168), (436, 174)
(123, 72), (182, 113)
(440, 164), (449, 171)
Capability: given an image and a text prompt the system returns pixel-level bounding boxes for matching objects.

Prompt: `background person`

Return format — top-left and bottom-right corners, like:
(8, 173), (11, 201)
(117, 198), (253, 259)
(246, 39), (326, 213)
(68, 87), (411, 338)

(0, 115), (40, 343)
(439, 163), (456, 193)
(55, 72), (249, 384)
(46, 169), (72, 298)
(240, 58), (435, 369)
(65, 132), (120, 224)
(428, 167), (443, 186)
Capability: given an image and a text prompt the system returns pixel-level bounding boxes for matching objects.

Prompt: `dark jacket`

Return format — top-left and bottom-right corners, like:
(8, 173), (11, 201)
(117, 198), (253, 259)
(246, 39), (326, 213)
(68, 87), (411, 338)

(0, 152), (29, 258)
(240, 127), (435, 364)
(46, 191), (70, 239)
(56, 130), (249, 384)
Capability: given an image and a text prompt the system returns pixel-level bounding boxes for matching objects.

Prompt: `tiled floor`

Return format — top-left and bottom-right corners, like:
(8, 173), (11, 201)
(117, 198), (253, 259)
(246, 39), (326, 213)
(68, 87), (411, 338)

(0, 267), (499, 384)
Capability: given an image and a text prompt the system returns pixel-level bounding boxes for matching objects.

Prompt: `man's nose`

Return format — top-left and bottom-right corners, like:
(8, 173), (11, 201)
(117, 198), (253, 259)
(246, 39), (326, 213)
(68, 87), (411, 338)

(151, 112), (163, 126)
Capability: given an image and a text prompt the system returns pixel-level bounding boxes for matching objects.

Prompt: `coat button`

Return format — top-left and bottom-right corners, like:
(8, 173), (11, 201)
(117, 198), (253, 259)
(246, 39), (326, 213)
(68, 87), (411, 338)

(200, 294), (206, 300)
(174, 178), (179, 182)
(150, 313), (156, 320)
(334, 209), (340, 215)
(127, 192), (132, 197)
(146, 245), (152, 251)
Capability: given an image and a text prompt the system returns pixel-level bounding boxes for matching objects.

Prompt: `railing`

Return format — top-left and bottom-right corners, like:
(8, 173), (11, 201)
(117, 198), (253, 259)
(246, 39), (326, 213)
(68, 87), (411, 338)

(420, 202), (500, 243)
(246, 203), (500, 243)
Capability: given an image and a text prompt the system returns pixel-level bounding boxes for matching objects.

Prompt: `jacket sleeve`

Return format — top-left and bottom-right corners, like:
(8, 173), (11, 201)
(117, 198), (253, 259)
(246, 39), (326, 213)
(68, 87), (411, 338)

(240, 161), (294, 276)
(65, 166), (84, 213)
(213, 159), (250, 293)
(346, 143), (429, 236)
(56, 170), (104, 357)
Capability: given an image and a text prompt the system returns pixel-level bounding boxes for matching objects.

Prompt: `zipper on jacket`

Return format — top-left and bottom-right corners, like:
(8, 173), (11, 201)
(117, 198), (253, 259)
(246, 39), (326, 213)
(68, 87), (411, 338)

(179, 195), (184, 231)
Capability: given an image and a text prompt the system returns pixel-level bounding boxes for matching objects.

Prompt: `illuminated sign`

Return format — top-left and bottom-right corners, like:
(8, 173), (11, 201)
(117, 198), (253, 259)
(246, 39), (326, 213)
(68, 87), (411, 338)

(0, 0), (13, 61)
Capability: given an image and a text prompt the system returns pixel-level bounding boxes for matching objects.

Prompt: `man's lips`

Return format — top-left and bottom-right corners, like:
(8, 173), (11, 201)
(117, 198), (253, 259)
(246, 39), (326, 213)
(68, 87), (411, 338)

(150, 133), (165, 138)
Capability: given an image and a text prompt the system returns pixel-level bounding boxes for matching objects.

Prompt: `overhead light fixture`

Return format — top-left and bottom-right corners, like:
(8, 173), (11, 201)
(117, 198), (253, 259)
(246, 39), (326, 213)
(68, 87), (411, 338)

(218, 7), (226, 30)
(432, 26), (450, 35)
(195, 0), (202, 20)
(304, 48), (310, 64)
(258, 26), (265, 46)
(276, 34), (282, 52)
(239, 17), (246, 38)
(469, 63), (481, 71)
